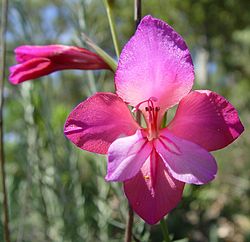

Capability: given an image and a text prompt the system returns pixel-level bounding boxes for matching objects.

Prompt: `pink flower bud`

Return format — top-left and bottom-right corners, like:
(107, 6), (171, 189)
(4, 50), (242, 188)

(9, 45), (111, 84)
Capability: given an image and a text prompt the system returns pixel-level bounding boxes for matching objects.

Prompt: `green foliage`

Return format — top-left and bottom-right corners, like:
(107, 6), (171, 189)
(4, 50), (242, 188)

(1, 0), (250, 241)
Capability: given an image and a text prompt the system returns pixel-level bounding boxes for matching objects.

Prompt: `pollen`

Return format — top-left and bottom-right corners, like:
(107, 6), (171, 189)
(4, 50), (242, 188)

(144, 175), (150, 180)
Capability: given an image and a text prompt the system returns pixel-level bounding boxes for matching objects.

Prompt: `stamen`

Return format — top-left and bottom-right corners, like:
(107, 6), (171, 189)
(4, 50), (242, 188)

(134, 97), (161, 140)
(146, 107), (153, 123)
(146, 105), (160, 140)
(133, 96), (158, 112)
(150, 97), (158, 102)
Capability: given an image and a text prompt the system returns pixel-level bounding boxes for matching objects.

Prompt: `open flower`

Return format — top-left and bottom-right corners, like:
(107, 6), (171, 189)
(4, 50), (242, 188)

(9, 45), (111, 84)
(64, 16), (244, 224)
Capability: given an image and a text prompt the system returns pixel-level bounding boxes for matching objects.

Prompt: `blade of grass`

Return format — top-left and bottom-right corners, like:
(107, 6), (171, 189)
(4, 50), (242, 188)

(102, 0), (121, 58)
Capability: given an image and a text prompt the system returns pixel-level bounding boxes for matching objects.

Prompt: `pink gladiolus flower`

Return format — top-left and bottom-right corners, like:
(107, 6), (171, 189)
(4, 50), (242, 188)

(9, 45), (111, 84)
(64, 16), (244, 224)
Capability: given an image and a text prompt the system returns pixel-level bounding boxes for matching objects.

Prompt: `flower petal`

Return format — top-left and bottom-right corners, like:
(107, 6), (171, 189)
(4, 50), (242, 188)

(106, 130), (152, 181)
(155, 129), (217, 185)
(9, 58), (53, 84)
(15, 45), (110, 70)
(15, 45), (67, 62)
(115, 15), (194, 110)
(124, 150), (184, 225)
(64, 93), (139, 154)
(168, 90), (244, 151)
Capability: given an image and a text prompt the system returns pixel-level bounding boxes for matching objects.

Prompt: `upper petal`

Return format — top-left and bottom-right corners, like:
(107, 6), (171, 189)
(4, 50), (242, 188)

(124, 150), (184, 225)
(106, 130), (152, 181)
(14, 45), (68, 62)
(168, 90), (244, 151)
(15, 45), (110, 70)
(155, 129), (217, 185)
(64, 93), (139, 154)
(115, 15), (194, 110)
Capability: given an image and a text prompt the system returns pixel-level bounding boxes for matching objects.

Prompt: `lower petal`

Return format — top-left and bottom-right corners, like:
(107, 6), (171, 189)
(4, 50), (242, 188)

(9, 58), (52, 84)
(106, 130), (152, 182)
(124, 151), (184, 225)
(155, 129), (217, 185)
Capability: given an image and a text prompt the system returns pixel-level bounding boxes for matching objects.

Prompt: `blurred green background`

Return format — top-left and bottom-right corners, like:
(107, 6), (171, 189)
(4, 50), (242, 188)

(1, 0), (250, 241)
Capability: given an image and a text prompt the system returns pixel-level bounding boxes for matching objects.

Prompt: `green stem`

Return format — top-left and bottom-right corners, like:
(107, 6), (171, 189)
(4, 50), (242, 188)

(0, 0), (11, 242)
(134, 0), (142, 28)
(103, 0), (121, 58)
(160, 218), (171, 242)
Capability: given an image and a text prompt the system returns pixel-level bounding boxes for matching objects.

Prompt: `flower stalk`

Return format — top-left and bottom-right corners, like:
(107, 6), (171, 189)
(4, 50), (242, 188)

(124, 205), (134, 242)
(103, 0), (121, 59)
(134, 0), (142, 28)
(124, 2), (142, 241)
(160, 218), (171, 242)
